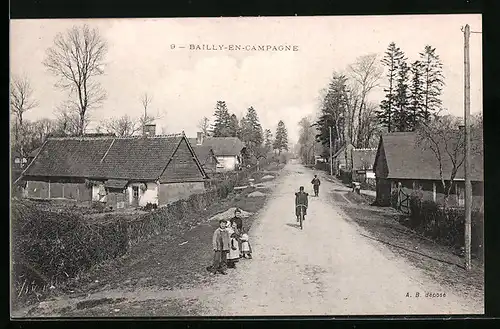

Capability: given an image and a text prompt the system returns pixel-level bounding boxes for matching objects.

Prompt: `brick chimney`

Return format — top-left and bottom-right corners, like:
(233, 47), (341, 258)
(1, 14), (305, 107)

(196, 132), (204, 145)
(143, 124), (156, 136)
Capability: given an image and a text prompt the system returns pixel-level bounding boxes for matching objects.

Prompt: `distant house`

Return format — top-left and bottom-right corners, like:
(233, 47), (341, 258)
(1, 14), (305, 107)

(351, 148), (377, 183)
(190, 133), (245, 172)
(11, 151), (27, 183)
(331, 143), (354, 175)
(19, 133), (209, 209)
(192, 144), (219, 173)
(373, 132), (483, 208)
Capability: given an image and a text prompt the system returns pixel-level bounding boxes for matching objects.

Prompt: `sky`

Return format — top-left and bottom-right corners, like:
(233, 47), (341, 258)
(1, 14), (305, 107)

(10, 15), (482, 144)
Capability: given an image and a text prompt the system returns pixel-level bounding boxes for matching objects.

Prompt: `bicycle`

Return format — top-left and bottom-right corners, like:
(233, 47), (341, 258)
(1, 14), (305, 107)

(296, 204), (306, 230)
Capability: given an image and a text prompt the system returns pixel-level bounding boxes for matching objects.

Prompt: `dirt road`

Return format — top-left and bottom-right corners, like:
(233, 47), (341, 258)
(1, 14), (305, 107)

(191, 162), (483, 316)
(16, 162), (483, 317)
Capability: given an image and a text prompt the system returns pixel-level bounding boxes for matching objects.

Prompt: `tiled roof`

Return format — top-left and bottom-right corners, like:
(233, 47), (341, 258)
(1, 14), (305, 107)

(378, 132), (483, 181)
(352, 149), (377, 170)
(187, 138), (199, 146)
(105, 179), (128, 188)
(200, 137), (245, 156)
(192, 145), (218, 165)
(22, 135), (184, 180)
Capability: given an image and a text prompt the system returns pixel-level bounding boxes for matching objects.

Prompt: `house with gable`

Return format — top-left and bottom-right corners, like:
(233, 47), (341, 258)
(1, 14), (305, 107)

(19, 132), (209, 209)
(373, 132), (483, 209)
(191, 144), (219, 174)
(351, 148), (377, 184)
(190, 132), (246, 172)
(331, 143), (355, 175)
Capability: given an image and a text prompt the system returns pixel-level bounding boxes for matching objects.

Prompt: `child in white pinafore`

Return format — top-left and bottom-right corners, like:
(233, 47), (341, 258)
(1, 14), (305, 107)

(226, 222), (240, 268)
(240, 233), (252, 259)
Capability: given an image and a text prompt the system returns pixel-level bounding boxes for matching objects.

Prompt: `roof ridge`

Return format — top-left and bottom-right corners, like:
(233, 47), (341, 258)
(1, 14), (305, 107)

(47, 133), (184, 141)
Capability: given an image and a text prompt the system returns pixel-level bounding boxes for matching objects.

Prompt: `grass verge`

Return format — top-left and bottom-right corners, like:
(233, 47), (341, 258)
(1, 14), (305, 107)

(18, 168), (281, 317)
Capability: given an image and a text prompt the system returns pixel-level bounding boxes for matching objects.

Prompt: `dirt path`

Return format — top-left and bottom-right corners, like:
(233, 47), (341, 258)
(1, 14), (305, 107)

(191, 163), (482, 316)
(16, 163), (483, 317)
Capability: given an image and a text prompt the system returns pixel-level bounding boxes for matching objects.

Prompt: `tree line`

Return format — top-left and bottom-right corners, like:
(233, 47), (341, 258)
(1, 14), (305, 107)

(297, 41), (483, 208)
(10, 24), (166, 160)
(198, 100), (289, 161)
(308, 42), (447, 160)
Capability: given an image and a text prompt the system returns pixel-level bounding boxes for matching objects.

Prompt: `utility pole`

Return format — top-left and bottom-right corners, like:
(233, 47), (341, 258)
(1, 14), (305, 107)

(463, 24), (472, 270)
(312, 141), (315, 166)
(329, 126), (333, 176)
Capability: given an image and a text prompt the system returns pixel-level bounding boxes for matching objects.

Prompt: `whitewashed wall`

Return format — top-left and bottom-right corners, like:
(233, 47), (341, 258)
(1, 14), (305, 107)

(92, 184), (107, 202)
(127, 182), (159, 206)
(216, 156), (238, 171)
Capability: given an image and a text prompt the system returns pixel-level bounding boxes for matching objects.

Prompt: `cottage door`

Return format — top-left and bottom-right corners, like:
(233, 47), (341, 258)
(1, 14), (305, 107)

(132, 186), (140, 207)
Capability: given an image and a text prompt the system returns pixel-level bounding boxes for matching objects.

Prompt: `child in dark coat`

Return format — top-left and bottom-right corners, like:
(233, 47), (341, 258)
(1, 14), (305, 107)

(207, 219), (230, 275)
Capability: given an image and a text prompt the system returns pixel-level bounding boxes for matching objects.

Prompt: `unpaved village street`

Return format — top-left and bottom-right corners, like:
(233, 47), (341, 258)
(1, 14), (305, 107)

(16, 162), (483, 317)
(192, 162), (482, 316)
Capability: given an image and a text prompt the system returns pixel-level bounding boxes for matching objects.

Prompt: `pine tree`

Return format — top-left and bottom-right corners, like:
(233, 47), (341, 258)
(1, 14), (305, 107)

(264, 129), (273, 150)
(378, 42), (406, 132)
(239, 107), (264, 155)
(228, 114), (239, 137)
(408, 60), (425, 130)
(316, 74), (349, 155)
(211, 101), (231, 137)
(393, 59), (411, 132)
(273, 120), (288, 154)
(238, 116), (247, 140)
(247, 107), (263, 146)
(420, 45), (445, 120)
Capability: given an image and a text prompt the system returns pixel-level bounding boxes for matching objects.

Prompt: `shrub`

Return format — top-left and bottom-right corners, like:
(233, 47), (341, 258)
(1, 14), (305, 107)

(11, 200), (128, 305)
(142, 202), (158, 212)
(91, 201), (106, 212)
(339, 169), (352, 185)
(407, 196), (484, 260)
(12, 164), (285, 305)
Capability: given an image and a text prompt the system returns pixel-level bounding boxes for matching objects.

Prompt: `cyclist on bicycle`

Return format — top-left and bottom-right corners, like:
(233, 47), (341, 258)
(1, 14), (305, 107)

(311, 174), (321, 197)
(295, 186), (309, 222)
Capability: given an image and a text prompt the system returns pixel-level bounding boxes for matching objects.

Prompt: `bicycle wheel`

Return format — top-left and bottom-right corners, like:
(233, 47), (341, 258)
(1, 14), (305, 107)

(299, 207), (303, 230)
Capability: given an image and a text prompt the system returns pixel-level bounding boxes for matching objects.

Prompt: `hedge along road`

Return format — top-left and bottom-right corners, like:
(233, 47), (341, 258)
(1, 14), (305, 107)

(188, 161), (482, 316)
(18, 162), (482, 317)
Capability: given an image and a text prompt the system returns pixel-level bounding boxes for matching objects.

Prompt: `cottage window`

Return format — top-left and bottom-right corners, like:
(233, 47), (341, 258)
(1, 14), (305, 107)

(456, 185), (465, 207)
(132, 186), (139, 199)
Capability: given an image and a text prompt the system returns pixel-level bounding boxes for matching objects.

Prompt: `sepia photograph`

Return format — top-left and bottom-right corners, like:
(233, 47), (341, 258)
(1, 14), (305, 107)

(10, 14), (483, 317)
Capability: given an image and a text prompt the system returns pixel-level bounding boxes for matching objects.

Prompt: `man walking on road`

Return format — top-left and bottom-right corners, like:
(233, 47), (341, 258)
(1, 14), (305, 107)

(311, 175), (321, 197)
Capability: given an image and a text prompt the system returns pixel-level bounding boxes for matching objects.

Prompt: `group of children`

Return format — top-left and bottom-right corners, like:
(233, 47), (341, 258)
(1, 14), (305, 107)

(207, 208), (253, 275)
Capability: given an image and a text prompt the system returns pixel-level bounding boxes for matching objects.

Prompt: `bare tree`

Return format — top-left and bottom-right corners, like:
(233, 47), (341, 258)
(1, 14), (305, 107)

(43, 25), (108, 136)
(197, 117), (211, 136)
(18, 119), (57, 155)
(139, 93), (165, 135)
(10, 74), (38, 157)
(348, 54), (383, 147)
(51, 102), (82, 136)
(101, 115), (141, 137)
(415, 114), (482, 211)
(140, 93), (153, 129)
(358, 102), (382, 148)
